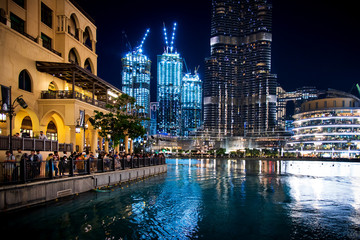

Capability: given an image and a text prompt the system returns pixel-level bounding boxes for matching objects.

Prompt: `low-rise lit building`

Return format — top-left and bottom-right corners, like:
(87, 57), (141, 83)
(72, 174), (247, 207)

(0, 0), (124, 153)
(286, 89), (360, 158)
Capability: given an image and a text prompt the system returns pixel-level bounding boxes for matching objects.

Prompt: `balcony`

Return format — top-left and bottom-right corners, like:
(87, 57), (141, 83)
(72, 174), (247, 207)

(36, 61), (123, 110)
(41, 90), (107, 109)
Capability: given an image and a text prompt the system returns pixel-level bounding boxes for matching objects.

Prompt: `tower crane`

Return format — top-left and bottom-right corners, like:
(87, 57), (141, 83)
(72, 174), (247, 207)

(163, 22), (177, 53)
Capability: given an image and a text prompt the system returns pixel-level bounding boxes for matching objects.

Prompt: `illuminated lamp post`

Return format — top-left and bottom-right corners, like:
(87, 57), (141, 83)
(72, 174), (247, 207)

(0, 85), (28, 154)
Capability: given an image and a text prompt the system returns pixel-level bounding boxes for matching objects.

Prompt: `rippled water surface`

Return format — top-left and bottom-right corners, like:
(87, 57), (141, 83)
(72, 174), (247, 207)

(2, 159), (360, 239)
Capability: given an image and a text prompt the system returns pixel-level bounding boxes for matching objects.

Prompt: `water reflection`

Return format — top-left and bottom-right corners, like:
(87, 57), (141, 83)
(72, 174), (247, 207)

(2, 159), (360, 240)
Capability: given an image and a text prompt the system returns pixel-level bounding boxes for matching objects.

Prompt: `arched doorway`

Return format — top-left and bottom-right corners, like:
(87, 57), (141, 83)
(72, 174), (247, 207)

(20, 116), (33, 137)
(40, 111), (66, 143)
(46, 120), (57, 140)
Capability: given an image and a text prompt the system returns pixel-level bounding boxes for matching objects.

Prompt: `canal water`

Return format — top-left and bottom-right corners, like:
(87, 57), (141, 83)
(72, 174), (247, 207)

(1, 159), (360, 240)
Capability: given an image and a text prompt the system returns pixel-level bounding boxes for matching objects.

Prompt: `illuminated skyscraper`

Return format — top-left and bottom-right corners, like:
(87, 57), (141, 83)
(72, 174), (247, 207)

(157, 23), (183, 136)
(204, 0), (277, 137)
(181, 71), (202, 136)
(121, 29), (151, 130)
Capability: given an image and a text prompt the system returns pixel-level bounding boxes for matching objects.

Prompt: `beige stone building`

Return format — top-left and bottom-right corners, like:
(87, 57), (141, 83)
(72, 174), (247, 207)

(0, 0), (124, 153)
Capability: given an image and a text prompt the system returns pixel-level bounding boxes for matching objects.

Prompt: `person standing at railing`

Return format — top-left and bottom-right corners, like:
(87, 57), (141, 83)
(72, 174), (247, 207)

(4, 150), (15, 182)
(15, 148), (23, 162)
(36, 150), (45, 177)
(28, 150), (39, 178)
(59, 154), (67, 176)
(38, 131), (48, 140)
(45, 153), (53, 177)
(53, 151), (60, 176)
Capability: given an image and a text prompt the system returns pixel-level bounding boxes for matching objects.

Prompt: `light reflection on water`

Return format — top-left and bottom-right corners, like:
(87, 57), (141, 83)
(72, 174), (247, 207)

(2, 159), (360, 240)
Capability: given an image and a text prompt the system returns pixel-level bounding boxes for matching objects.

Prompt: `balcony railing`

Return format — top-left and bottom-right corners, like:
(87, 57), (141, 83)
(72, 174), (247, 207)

(0, 135), (73, 152)
(0, 155), (166, 185)
(41, 90), (107, 109)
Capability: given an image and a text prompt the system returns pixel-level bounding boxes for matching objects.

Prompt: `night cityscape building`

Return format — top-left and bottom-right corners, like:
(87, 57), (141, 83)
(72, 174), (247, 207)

(277, 86), (319, 131)
(121, 29), (151, 131)
(204, 0), (277, 137)
(181, 71), (202, 136)
(157, 23), (183, 136)
(286, 89), (360, 158)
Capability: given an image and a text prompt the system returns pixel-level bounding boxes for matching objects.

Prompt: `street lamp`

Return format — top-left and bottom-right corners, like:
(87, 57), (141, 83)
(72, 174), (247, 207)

(0, 85), (28, 153)
(75, 120), (81, 134)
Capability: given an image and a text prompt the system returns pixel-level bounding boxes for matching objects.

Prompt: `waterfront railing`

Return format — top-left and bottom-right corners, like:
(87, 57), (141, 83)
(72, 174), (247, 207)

(0, 156), (166, 185)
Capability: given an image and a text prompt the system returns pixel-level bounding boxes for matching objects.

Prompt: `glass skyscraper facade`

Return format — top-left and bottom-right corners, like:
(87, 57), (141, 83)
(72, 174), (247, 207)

(181, 72), (202, 136)
(157, 52), (183, 136)
(121, 51), (151, 129)
(204, 0), (277, 137)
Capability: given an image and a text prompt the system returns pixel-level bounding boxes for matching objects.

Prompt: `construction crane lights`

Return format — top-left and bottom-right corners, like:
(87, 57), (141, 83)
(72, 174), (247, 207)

(137, 28), (150, 53)
(163, 22), (177, 53)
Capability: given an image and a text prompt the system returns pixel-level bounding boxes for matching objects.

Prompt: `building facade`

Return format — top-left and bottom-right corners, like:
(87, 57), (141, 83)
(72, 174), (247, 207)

(277, 86), (319, 131)
(121, 51), (151, 130)
(157, 52), (183, 136)
(204, 0), (277, 137)
(286, 90), (360, 158)
(0, 0), (124, 153)
(181, 72), (202, 136)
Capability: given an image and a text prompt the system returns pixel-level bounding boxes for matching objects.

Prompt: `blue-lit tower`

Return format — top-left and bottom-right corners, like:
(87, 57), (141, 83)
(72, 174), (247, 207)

(181, 68), (202, 136)
(122, 29), (151, 130)
(157, 23), (183, 136)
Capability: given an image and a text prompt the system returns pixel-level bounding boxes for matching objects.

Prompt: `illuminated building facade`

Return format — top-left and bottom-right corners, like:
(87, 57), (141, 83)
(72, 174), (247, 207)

(277, 86), (319, 131)
(286, 90), (360, 158)
(121, 29), (151, 130)
(157, 23), (183, 136)
(204, 0), (277, 137)
(181, 72), (202, 136)
(122, 52), (151, 122)
(157, 52), (183, 136)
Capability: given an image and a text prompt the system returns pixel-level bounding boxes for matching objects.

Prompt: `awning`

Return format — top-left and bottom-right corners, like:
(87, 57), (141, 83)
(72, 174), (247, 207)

(36, 61), (122, 101)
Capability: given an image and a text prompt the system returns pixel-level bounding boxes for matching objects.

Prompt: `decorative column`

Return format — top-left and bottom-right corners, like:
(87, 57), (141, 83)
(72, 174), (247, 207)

(130, 139), (133, 154)
(104, 140), (109, 153)
(124, 135), (129, 154)
(90, 129), (98, 153)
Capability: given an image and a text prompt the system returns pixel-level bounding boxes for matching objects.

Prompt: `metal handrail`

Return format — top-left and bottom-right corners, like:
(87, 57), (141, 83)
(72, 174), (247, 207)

(0, 156), (166, 185)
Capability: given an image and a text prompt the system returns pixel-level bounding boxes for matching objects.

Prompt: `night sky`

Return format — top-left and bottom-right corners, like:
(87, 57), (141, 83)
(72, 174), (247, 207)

(76, 0), (360, 100)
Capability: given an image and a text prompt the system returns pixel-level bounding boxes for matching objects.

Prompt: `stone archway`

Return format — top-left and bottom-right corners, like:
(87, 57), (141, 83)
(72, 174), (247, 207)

(13, 108), (40, 137)
(40, 110), (66, 143)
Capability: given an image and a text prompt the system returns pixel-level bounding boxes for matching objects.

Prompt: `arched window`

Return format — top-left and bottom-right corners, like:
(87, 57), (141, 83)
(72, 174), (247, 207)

(18, 70), (32, 92)
(46, 120), (57, 140)
(20, 116), (33, 137)
(84, 58), (93, 73)
(68, 48), (79, 65)
(68, 14), (79, 40)
(83, 27), (93, 50)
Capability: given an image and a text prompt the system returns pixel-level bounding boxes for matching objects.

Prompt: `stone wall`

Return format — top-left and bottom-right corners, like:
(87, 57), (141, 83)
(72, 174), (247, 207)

(0, 164), (167, 212)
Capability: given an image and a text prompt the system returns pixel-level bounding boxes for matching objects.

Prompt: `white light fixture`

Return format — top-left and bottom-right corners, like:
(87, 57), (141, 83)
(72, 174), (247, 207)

(0, 113), (6, 122)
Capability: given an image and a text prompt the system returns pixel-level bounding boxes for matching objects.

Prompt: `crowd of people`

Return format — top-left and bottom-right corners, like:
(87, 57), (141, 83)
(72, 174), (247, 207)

(2, 149), (165, 182)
